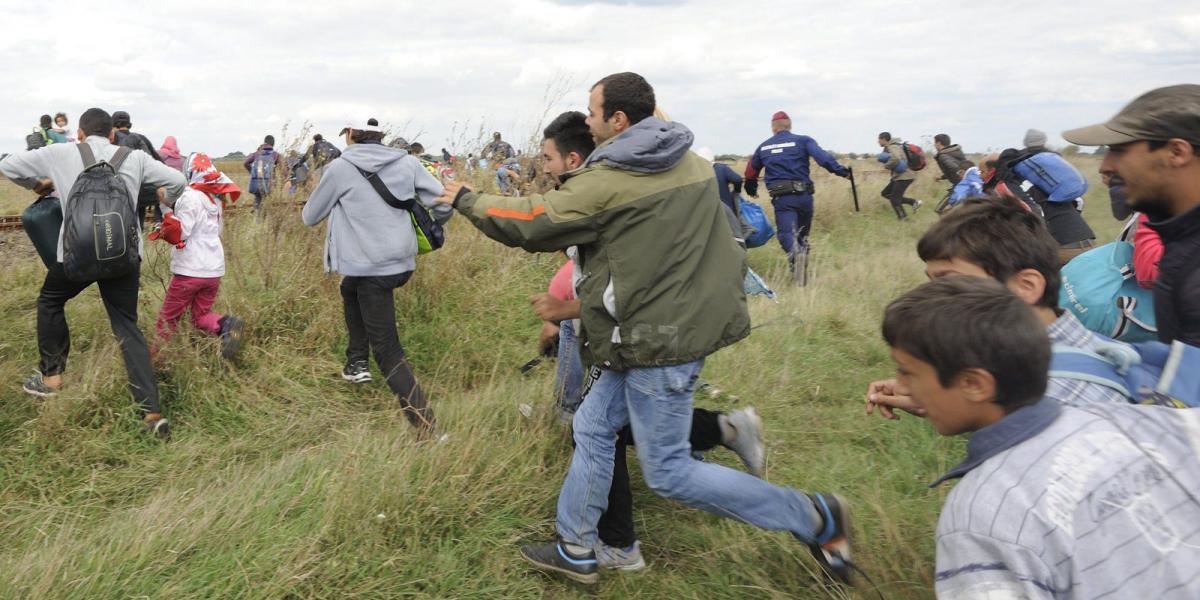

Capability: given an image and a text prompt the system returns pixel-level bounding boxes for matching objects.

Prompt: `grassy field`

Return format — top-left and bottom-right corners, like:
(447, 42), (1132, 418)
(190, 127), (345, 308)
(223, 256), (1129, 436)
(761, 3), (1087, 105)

(0, 156), (1119, 599)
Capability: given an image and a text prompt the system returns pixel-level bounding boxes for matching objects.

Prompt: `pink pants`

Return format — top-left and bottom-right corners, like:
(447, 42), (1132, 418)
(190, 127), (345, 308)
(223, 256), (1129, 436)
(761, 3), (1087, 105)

(156, 274), (223, 342)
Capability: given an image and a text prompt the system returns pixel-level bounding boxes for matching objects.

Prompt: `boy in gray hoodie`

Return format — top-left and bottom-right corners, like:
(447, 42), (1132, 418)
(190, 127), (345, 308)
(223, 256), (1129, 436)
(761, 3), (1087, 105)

(883, 276), (1200, 599)
(302, 118), (452, 432)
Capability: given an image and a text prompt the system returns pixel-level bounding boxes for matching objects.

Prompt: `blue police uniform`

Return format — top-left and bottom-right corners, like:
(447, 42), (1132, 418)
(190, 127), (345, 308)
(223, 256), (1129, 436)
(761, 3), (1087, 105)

(744, 131), (848, 257)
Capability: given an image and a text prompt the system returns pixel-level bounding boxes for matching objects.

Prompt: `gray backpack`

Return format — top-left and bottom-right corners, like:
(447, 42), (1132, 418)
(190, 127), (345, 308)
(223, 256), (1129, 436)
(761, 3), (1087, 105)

(62, 144), (139, 281)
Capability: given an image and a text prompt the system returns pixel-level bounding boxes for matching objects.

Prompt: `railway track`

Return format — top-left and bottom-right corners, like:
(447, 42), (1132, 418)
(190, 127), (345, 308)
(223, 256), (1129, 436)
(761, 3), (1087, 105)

(0, 200), (306, 232)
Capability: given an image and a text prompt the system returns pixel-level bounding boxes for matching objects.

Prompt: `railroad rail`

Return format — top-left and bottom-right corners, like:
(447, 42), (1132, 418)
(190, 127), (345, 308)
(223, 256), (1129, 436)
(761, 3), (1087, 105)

(0, 200), (306, 232)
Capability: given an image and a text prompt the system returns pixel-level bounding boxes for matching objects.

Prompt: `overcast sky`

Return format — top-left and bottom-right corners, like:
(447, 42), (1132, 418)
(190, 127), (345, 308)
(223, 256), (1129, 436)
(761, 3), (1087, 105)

(2, 0), (1198, 158)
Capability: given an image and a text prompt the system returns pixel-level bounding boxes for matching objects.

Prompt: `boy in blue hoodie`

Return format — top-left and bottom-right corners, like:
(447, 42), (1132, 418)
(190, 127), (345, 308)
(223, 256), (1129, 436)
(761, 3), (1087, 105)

(883, 276), (1200, 599)
(302, 118), (452, 433)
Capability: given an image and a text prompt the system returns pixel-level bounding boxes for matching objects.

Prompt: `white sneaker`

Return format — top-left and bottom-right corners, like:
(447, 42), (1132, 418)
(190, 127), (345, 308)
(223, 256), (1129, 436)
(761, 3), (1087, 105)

(723, 407), (766, 477)
(596, 541), (646, 571)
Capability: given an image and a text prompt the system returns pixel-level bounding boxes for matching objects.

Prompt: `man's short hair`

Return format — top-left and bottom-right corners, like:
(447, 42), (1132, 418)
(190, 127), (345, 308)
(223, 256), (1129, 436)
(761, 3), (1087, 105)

(264, 135), (275, 146)
(409, 142), (424, 155)
(79, 108), (113, 138)
(39, 114), (52, 128)
(543, 111), (596, 161)
(917, 196), (1061, 309)
(878, 131), (892, 142)
(934, 133), (951, 146)
(883, 276), (1049, 412)
(313, 134), (323, 142)
(591, 72), (656, 126)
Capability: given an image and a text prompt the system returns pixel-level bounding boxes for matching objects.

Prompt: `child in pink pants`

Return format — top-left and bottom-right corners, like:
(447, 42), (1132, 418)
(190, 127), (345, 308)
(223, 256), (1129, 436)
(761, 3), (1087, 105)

(152, 152), (245, 359)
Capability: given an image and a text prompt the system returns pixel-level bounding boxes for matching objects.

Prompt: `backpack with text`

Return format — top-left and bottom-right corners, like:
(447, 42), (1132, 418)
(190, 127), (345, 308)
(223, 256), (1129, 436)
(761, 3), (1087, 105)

(901, 143), (927, 171)
(1050, 339), (1200, 408)
(62, 145), (140, 281)
(249, 148), (276, 195)
(1058, 218), (1157, 342)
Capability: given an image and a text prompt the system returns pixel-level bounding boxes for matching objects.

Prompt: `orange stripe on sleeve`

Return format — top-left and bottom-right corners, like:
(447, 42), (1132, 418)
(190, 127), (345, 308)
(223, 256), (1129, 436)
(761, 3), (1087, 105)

(485, 205), (545, 221)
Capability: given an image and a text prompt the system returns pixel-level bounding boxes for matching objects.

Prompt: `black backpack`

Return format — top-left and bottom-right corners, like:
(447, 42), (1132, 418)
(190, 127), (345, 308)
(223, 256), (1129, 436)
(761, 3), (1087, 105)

(62, 144), (140, 281)
(26, 129), (47, 151)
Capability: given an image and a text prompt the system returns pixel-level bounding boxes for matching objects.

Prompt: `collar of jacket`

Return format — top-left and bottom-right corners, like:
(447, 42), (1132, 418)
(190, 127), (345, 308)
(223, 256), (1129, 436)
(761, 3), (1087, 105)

(929, 397), (1061, 487)
(1147, 200), (1200, 243)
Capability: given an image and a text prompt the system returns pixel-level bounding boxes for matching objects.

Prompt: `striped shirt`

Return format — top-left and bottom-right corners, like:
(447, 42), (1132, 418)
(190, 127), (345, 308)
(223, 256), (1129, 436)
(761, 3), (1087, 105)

(1046, 311), (1131, 407)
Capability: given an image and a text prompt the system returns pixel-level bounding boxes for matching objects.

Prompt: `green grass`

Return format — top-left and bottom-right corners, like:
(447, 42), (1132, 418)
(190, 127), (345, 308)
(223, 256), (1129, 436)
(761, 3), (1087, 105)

(0, 158), (1121, 599)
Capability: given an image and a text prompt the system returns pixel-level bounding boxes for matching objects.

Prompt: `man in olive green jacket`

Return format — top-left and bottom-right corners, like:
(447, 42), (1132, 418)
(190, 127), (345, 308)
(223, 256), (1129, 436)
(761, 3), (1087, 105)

(877, 131), (921, 220)
(437, 72), (853, 586)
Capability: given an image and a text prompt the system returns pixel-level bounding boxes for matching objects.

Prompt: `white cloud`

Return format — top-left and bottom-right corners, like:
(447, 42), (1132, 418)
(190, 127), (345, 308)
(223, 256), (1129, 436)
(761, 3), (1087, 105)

(0, 0), (1197, 158)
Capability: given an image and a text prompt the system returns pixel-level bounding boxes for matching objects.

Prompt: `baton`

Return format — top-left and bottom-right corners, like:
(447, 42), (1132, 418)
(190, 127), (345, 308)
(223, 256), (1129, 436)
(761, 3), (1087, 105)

(848, 167), (860, 212)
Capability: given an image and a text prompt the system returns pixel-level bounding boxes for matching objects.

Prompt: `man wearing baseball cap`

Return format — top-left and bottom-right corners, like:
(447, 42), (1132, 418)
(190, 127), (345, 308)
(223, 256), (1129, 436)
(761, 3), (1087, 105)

(744, 111), (850, 285)
(1063, 84), (1200, 345)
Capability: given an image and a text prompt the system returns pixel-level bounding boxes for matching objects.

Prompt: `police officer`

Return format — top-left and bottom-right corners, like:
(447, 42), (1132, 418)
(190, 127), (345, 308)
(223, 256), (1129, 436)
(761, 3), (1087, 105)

(744, 111), (849, 284)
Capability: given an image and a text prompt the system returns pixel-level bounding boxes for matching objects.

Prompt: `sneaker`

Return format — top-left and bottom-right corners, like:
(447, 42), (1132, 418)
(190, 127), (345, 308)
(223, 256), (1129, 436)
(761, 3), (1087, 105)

(596, 541), (646, 571)
(21, 373), (58, 398)
(913, 199), (923, 213)
(342, 360), (372, 383)
(143, 417), (171, 440)
(722, 407), (765, 477)
(803, 493), (853, 585)
(218, 316), (245, 359)
(520, 539), (599, 584)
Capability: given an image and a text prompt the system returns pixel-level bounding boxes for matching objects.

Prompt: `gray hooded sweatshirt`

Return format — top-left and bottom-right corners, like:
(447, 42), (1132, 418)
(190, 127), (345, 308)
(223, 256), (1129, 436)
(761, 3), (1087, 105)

(584, 117), (694, 174)
(302, 141), (451, 276)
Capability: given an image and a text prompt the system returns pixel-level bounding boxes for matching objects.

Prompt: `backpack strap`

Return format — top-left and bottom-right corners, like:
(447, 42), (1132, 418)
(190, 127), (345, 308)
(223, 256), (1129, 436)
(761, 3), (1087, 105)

(356, 167), (415, 211)
(78, 142), (97, 168)
(77, 144), (132, 172)
(108, 146), (132, 172)
(1048, 344), (1133, 399)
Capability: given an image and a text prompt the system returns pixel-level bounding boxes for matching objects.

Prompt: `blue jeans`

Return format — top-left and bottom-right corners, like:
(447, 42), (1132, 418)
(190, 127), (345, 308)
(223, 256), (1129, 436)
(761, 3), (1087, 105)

(772, 193), (814, 257)
(555, 319), (585, 414)
(555, 360), (821, 548)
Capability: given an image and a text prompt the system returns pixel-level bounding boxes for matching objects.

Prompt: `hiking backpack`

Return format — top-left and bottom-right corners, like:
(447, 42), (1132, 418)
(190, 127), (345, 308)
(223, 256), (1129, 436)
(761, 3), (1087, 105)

(26, 129), (47, 151)
(249, 149), (276, 195)
(1059, 218), (1157, 342)
(1050, 339), (1200, 408)
(1010, 151), (1088, 203)
(61, 145), (139, 281)
(901, 143), (927, 171)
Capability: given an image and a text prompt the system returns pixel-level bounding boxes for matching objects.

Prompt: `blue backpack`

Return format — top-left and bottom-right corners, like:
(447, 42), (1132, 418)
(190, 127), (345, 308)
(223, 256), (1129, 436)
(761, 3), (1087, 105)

(249, 148), (277, 195)
(1050, 339), (1200, 408)
(1059, 219), (1157, 342)
(740, 198), (775, 248)
(1011, 151), (1088, 203)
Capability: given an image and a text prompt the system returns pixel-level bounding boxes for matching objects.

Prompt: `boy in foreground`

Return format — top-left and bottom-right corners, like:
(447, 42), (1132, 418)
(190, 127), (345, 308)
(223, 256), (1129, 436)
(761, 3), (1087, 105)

(883, 276), (1200, 599)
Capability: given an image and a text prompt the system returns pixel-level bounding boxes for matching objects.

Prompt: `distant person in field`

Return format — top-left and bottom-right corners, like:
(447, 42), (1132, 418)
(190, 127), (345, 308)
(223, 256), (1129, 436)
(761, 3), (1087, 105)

(304, 133), (341, 172)
(158, 136), (184, 171)
(480, 131), (515, 163)
(944, 160), (983, 209)
(243, 135), (284, 219)
(932, 133), (966, 185)
(112, 110), (167, 222)
(1022, 127), (1048, 153)
(150, 152), (245, 358)
(302, 118), (452, 434)
(38, 115), (57, 146)
(48, 113), (70, 144)
(880, 276), (1200, 599)
(437, 73), (852, 586)
(877, 132), (922, 220)
(864, 197), (1130, 423)
(744, 110), (850, 283)
(1064, 84), (1200, 345)
(0, 107), (187, 438)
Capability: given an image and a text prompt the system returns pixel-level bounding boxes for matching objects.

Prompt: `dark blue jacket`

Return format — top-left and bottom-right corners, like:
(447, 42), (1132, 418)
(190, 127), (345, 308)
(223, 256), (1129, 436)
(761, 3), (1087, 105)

(744, 131), (846, 195)
(713, 162), (742, 213)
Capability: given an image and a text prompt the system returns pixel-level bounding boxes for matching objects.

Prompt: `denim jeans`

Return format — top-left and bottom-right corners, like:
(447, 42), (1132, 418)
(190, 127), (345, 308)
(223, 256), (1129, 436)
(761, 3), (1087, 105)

(556, 359), (820, 548)
(555, 319), (585, 414)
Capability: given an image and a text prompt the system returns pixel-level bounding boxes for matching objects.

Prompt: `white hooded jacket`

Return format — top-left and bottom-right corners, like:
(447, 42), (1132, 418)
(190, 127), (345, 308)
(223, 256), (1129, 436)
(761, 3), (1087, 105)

(169, 188), (225, 278)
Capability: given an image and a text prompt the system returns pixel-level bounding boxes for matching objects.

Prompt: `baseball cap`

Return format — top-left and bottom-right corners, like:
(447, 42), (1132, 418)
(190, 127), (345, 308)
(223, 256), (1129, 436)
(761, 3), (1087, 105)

(339, 118), (383, 136)
(112, 110), (131, 123)
(772, 111), (790, 121)
(1062, 84), (1200, 147)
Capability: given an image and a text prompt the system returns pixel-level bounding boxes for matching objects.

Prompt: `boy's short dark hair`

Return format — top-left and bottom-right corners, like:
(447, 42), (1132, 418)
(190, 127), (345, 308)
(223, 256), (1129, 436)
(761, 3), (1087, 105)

(934, 133), (951, 146)
(264, 135), (275, 146)
(40, 114), (53, 128)
(543, 111), (596, 161)
(313, 134), (323, 142)
(591, 72), (655, 125)
(79, 108), (113, 138)
(879, 131), (892, 142)
(409, 142), (424, 155)
(917, 196), (1061, 309)
(883, 276), (1049, 411)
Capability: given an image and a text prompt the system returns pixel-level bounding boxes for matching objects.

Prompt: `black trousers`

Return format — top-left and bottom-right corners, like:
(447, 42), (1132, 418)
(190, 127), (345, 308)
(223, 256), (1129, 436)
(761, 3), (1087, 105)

(881, 179), (918, 219)
(340, 273), (434, 430)
(597, 408), (724, 548)
(37, 262), (161, 415)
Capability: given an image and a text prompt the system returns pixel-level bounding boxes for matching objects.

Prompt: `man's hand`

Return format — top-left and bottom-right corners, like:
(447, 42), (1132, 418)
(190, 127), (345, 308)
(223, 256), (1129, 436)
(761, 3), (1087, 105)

(864, 378), (925, 420)
(538, 321), (560, 356)
(33, 179), (54, 197)
(435, 181), (472, 205)
(530, 293), (580, 322)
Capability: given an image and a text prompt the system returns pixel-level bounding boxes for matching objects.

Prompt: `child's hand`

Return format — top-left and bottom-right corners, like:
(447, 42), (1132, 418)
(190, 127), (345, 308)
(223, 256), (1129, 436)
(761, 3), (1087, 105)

(865, 378), (925, 420)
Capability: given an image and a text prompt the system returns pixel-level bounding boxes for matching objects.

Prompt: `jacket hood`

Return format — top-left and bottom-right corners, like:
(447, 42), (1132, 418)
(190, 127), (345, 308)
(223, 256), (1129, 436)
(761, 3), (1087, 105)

(160, 136), (181, 159)
(938, 144), (963, 156)
(586, 117), (694, 174)
(340, 142), (409, 173)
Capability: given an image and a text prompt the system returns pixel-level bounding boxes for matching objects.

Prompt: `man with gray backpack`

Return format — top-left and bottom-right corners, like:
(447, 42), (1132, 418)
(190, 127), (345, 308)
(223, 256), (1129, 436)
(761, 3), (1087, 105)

(0, 108), (186, 437)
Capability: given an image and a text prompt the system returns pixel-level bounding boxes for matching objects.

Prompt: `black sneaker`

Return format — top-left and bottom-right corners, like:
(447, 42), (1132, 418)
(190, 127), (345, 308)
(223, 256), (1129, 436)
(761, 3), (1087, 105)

(218, 316), (245, 359)
(803, 493), (853, 585)
(520, 539), (599, 584)
(342, 360), (372, 383)
(143, 417), (171, 440)
(22, 373), (58, 398)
